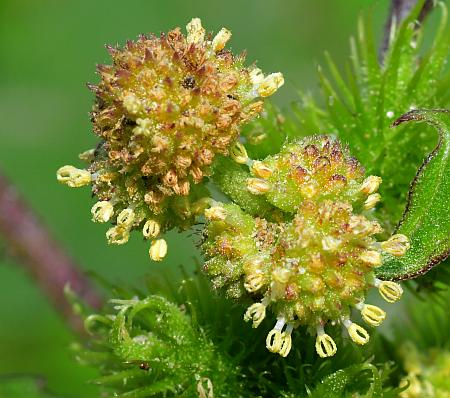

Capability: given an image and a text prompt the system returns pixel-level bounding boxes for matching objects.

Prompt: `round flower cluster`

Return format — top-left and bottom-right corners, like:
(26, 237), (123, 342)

(56, 18), (284, 260)
(202, 136), (409, 358)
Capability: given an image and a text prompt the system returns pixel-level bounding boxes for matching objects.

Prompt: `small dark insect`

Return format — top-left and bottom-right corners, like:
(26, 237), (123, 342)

(182, 76), (196, 89)
(139, 362), (150, 371)
(227, 94), (238, 100)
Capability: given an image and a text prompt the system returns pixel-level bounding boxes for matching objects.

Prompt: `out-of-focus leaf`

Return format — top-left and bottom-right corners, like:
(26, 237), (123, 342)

(377, 109), (450, 280)
(0, 375), (65, 398)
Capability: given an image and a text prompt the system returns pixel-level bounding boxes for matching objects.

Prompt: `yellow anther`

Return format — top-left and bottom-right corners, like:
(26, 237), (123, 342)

(204, 206), (227, 221)
(91, 201), (114, 223)
(249, 68), (264, 85)
(266, 329), (283, 353)
(343, 319), (370, 345)
(212, 28), (232, 52)
(322, 236), (341, 252)
(359, 250), (382, 267)
(381, 234), (410, 257)
(349, 215), (377, 235)
(244, 303), (266, 328)
(251, 161), (273, 179)
(142, 220), (160, 239)
(106, 225), (130, 245)
(360, 304), (386, 327)
(56, 166), (91, 188)
(122, 93), (142, 114)
(244, 273), (264, 292)
(278, 331), (293, 357)
(117, 208), (135, 227)
(78, 149), (95, 162)
(315, 328), (337, 358)
(247, 178), (271, 195)
(149, 238), (168, 261)
(186, 17), (205, 44)
(377, 280), (403, 303)
(230, 141), (249, 164)
(360, 176), (382, 194)
(364, 193), (381, 209)
(257, 72), (284, 97)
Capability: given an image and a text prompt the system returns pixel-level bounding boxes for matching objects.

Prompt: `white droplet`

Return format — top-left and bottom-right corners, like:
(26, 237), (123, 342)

(386, 111), (394, 119)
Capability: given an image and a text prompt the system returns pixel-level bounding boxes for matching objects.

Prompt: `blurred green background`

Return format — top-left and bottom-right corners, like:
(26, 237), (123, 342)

(0, 0), (392, 396)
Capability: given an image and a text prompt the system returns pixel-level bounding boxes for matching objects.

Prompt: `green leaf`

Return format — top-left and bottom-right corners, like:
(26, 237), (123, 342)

(0, 376), (66, 398)
(377, 109), (450, 280)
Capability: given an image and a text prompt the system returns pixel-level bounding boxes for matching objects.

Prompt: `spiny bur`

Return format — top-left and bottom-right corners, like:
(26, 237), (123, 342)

(56, 18), (283, 261)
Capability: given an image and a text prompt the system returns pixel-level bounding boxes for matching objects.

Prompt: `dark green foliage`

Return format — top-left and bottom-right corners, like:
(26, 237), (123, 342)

(0, 376), (66, 398)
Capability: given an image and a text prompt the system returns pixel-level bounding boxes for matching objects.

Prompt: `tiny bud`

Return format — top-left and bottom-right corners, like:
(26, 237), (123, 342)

(143, 220), (160, 239)
(212, 28), (232, 52)
(251, 161), (273, 179)
(186, 17), (205, 44)
(364, 193), (381, 209)
(257, 72), (284, 97)
(360, 176), (382, 194)
(360, 304), (386, 327)
(91, 201), (114, 223)
(380, 234), (410, 256)
(359, 250), (382, 267)
(57, 166), (91, 188)
(247, 178), (271, 195)
(377, 280), (403, 303)
(149, 239), (168, 261)
(300, 183), (317, 199)
(123, 93), (142, 114)
(230, 142), (249, 164)
(204, 206), (227, 221)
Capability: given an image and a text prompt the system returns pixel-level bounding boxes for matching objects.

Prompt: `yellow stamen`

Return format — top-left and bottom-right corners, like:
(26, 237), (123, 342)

(212, 28), (232, 52)
(251, 161), (273, 179)
(106, 225), (130, 245)
(278, 325), (293, 357)
(56, 166), (91, 188)
(247, 178), (271, 195)
(142, 220), (160, 239)
(376, 280), (403, 303)
(244, 303), (266, 328)
(78, 149), (95, 162)
(117, 208), (135, 227)
(359, 250), (382, 267)
(149, 239), (168, 262)
(266, 318), (286, 353)
(364, 193), (381, 209)
(249, 68), (264, 85)
(381, 234), (410, 256)
(244, 273), (264, 292)
(204, 206), (227, 221)
(315, 327), (337, 358)
(91, 201), (114, 223)
(359, 303), (386, 327)
(343, 319), (370, 345)
(360, 176), (382, 194)
(258, 73), (284, 97)
(230, 141), (249, 164)
(186, 18), (205, 44)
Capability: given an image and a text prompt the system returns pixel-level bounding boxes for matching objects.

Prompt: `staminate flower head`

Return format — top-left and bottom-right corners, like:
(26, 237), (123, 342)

(56, 18), (283, 259)
(202, 136), (409, 358)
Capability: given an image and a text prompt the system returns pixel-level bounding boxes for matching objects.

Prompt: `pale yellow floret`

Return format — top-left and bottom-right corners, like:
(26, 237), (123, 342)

(117, 208), (135, 227)
(246, 178), (271, 195)
(142, 220), (160, 239)
(360, 176), (382, 194)
(123, 93), (142, 114)
(149, 238), (168, 261)
(133, 118), (152, 136)
(381, 234), (410, 256)
(212, 28), (232, 52)
(376, 280), (403, 303)
(244, 273), (264, 292)
(57, 166), (91, 188)
(204, 206), (227, 221)
(360, 304), (386, 327)
(315, 327), (337, 358)
(186, 18), (205, 44)
(322, 236), (342, 252)
(230, 141), (249, 164)
(257, 72), (284, 97)
(249, 68), (264, 85)
(106, 225), (130, 245)
(244, 303), (266, 328)
(91, 201), (114, 223)
(343, 319), (370, 345)
(359, 250), (382, 267)
(251, 161), (273, 179)
(364, 193), (381, 209)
